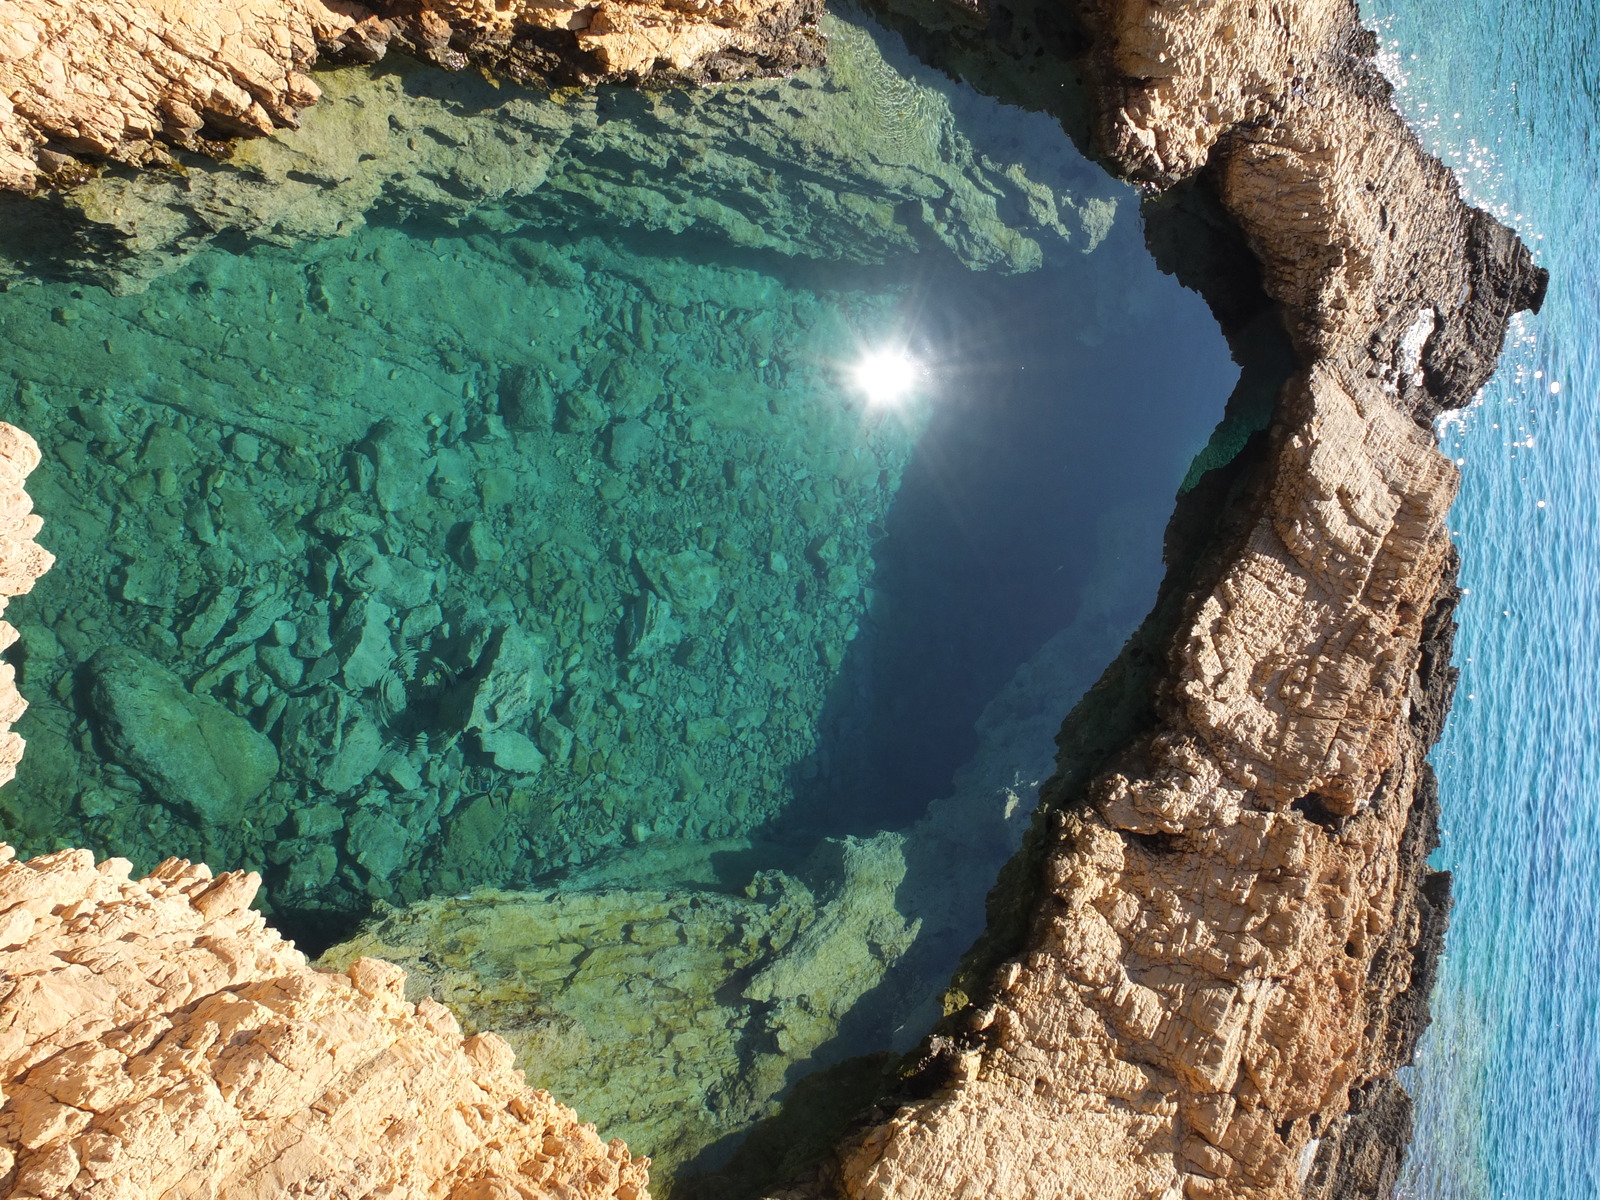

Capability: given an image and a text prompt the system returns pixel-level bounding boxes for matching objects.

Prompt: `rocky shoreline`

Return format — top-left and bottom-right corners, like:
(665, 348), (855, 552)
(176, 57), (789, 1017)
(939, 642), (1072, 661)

(0, 0), (1547, 1198)
(795, 1), (1546, 1198)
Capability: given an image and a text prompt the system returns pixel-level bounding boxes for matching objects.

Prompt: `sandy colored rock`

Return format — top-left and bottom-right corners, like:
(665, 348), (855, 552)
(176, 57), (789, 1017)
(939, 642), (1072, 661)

(0, 425), (53, 791)
(0, 0), (370, 192)
(0, 844), (652, 1199)
(804, 1), (1546, 1198)
(389, 0), (824, 81)
(0, 0), (823, 192)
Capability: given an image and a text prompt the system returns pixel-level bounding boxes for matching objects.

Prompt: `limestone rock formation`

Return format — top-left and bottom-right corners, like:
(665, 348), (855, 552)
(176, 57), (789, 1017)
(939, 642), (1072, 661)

(0, 844), (653, 1199)
(381, 0), (825, 83)
(796, 2), (1547, 1199)
(0, 425), (53, 791)
(0, 0), (369, 193)
(0, 0), (822, 193)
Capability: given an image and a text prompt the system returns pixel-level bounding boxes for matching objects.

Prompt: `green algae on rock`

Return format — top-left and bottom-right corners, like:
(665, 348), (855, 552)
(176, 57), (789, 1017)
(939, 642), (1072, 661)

(0, 7), (1119, 293)
(318, 831), (918, 1182)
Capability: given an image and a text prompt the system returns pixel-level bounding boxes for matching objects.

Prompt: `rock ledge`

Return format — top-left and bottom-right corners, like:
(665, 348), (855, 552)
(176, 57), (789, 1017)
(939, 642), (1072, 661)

(0, 843), (652, 1199)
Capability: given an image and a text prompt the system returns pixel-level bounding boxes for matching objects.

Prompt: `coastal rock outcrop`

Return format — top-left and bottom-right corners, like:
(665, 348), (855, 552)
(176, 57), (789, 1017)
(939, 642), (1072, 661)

(0, 844), (653, 1199)
(801, 2), (1546, 1199)
(0, 0), (367, 193)
(0, 0), (823, 193)
(0, 0), (1552, 1196)
(0, 425), (53, 791)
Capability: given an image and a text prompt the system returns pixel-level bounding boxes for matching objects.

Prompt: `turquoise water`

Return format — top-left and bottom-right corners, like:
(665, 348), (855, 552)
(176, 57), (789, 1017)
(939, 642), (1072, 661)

(1362, 2), (1600, 1196)
(0, 9), (1237, 1180)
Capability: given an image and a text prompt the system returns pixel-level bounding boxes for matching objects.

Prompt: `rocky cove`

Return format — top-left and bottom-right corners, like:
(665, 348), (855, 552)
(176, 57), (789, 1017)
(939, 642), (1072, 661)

(0, 2), (1547, 1200)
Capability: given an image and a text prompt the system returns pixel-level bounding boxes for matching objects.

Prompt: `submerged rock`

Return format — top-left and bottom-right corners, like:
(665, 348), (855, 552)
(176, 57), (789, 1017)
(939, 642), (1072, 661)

(446, 624), (548, 736)
(1, 6), (1119, 291)
(85, 646), (278, 827)
(319, 830), (918, 1186)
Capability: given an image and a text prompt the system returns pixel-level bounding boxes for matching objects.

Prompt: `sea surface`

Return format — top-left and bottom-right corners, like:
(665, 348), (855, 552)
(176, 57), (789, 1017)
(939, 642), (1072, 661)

(1364, 1), (1600, 1196)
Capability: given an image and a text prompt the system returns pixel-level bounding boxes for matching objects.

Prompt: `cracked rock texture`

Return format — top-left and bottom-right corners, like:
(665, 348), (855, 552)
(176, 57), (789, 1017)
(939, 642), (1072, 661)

(0, 0), (366, 193)
(0, 425), (53, 791)
(803, 1), (1547, 1199)
(0, 0), (821, 193)
(0, 844), (652, 1199)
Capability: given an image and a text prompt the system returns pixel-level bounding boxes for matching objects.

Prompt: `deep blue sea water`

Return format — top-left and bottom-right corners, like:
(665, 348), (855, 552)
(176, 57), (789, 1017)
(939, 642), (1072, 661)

(1361, 2), (1600, 1195)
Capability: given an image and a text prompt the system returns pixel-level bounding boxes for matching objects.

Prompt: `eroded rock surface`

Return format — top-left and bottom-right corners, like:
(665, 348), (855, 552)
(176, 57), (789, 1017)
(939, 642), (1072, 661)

(0, 844), (653, 1199)
(0, 0), (823, 193)
(0, 425), (53, 791)
(806, 2), (1547, 1199)
(0, 0), (368, 193)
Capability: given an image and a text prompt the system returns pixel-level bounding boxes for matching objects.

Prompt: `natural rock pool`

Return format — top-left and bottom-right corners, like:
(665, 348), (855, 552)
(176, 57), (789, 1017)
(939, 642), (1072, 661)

(0, 6), (1238, 1189)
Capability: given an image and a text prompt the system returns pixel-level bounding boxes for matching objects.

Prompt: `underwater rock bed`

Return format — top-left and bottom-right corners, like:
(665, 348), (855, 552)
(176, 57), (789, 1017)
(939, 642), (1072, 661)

(0, 6), (1229, 937)
(3, 227), (923, 913)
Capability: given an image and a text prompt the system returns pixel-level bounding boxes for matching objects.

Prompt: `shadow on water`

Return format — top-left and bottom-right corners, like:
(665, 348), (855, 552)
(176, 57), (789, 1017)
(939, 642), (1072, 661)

(777, 235), (1240, 839)
(670, 168), (1300, 1200)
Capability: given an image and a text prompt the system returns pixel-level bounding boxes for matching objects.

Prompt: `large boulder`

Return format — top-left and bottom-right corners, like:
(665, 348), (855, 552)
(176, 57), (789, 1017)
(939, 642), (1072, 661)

(86, 645), (279, 826)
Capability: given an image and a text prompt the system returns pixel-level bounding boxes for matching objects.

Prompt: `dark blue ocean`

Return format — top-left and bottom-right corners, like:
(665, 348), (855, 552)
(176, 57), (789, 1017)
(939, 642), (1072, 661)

(1363, 1), (1600, 1195)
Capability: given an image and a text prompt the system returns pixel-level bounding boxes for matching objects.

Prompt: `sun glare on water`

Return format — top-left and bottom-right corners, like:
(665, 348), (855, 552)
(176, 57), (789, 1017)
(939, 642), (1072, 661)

(849, 346), (922, 408)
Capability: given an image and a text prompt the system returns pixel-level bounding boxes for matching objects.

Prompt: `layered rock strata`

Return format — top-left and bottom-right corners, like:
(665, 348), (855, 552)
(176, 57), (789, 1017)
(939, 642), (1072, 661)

(0, 844), (653, 1199)
(0, 0), (820, 193)
(811, 2), (1547, 1199)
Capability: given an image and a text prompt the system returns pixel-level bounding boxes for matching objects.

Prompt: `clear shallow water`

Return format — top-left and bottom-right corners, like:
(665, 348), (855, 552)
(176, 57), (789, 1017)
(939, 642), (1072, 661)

(0, 9), (1236, 1182)
(1363, 2), (1600, 1196)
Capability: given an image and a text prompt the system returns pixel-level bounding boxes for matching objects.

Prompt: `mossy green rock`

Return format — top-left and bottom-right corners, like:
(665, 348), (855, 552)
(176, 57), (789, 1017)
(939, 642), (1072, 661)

(86, 646), (279, 827)
(320, 831), (918, 1186)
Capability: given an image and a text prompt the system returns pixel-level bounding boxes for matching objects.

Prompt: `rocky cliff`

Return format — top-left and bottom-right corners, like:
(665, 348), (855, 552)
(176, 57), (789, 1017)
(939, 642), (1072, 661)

(805, 2), (1546, 1199)
(0, 425), (53, 791)
(0, 843), (653, 1199)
